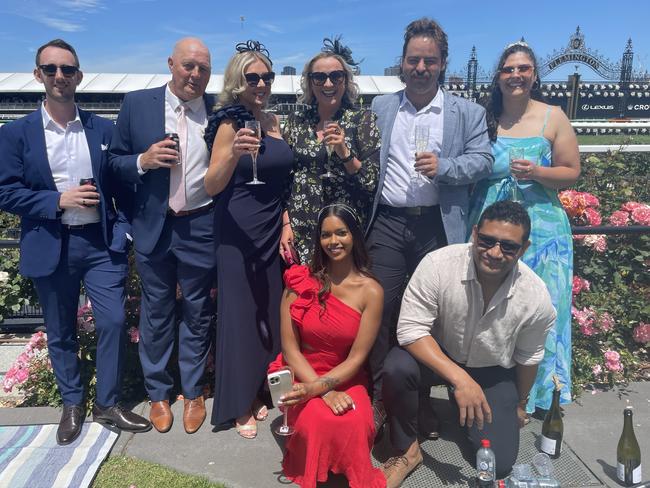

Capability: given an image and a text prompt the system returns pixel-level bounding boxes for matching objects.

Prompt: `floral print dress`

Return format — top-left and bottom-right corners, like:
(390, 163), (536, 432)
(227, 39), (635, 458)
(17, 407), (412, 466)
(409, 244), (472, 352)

(283, 105), (380, 263)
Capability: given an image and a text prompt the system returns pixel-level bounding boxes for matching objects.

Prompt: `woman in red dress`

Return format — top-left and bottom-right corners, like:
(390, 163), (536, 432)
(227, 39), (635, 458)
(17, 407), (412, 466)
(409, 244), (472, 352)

(268, 203), (386, 488)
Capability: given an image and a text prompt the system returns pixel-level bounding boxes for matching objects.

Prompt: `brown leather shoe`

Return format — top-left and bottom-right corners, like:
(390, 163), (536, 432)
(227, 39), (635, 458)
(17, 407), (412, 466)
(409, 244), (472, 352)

(183, 396), (206, 434)
(149, 400), (173, 433)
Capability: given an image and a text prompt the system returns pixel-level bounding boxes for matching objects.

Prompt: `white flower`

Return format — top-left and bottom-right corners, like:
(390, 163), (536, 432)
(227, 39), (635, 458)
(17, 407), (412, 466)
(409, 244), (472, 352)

(0, 271), (9, 284)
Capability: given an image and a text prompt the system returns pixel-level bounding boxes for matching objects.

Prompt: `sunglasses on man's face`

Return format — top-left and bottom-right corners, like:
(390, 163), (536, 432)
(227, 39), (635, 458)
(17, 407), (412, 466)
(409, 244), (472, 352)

(38, 64), (79, 77)
(498, 64), (533, 75)
(476, 233), (523, 256)
(308, 70), (346, 86)
(244, 72), (275, 87)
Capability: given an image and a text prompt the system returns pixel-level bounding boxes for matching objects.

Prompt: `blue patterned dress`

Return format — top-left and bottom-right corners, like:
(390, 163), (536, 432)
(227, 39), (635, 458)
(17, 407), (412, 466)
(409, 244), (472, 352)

(467, 116), (573, 412)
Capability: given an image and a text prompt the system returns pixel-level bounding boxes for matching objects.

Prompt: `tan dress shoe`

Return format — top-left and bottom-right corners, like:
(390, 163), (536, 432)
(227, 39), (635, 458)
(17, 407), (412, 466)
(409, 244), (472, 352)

(382, 449), (423, 488)
(183, 396), (206, 434)
(149, 400), (173, 433)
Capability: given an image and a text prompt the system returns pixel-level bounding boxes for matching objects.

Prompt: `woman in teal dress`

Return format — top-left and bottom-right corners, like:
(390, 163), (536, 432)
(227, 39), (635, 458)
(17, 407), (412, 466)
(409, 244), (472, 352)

(468, 42), (580, 414)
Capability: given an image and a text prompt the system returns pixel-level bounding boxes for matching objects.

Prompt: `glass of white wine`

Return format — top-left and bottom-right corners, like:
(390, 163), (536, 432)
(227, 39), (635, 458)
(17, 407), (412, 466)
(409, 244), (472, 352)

(319, 119), (335, 180)
(508, 147), (526, 202)
(245, 120), (265, 185)
(413, 124), (429, 183)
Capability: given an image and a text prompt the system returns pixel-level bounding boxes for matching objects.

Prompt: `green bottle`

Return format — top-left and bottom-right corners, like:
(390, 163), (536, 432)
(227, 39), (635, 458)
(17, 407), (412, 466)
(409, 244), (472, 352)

(617, 406), (642, 486)
(540, 376), (563, 459)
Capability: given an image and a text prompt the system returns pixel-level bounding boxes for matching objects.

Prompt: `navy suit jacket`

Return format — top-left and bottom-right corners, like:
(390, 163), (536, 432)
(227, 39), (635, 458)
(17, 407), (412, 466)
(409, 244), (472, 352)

(108, 85), (214, 255)
(370, 89), (494, 244)
(0, 108), (131, 278)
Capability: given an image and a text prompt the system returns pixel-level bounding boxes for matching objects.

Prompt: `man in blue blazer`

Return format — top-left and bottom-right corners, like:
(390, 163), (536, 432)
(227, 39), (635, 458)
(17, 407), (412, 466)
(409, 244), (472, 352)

(367, 17), (493, 465)
(0, 39), (150, 445)
(108, 38), (216, 434)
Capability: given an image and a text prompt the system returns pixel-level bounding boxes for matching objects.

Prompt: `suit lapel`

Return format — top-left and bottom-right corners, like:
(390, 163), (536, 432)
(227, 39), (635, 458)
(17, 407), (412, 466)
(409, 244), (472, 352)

(442, 90), (458, 158)
(25, 110), (57, 191)
(80, 109), (103, 182)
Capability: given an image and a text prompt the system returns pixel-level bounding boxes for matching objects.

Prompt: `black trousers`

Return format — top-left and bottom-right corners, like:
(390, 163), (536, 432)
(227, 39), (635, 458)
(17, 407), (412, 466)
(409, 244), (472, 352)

(367, 205), (447, 400)
(383, 346), (520, 479)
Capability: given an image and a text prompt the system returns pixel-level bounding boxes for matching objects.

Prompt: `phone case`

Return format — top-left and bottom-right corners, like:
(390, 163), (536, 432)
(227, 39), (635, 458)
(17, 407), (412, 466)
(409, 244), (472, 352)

(267, 370), (293, 407)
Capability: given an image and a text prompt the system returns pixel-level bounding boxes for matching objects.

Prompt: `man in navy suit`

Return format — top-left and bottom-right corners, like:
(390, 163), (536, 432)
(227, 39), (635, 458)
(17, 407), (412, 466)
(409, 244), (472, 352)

(367, 17), (494, 457)
(109, 38), (216, 434)
(0, 39), (150, 445)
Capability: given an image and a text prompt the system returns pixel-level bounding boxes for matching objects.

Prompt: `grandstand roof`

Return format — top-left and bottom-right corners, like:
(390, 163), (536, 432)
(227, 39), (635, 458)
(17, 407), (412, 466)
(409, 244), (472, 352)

(0, 73), (405, 95)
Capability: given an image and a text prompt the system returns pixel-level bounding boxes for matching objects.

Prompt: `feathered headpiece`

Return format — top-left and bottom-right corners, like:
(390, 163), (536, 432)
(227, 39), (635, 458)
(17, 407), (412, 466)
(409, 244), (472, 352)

(321, 35), (362, 68)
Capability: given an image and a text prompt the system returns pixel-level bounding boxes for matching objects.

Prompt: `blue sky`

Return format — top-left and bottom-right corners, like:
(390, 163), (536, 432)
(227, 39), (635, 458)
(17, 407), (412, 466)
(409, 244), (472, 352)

(1, 0), (648, 81)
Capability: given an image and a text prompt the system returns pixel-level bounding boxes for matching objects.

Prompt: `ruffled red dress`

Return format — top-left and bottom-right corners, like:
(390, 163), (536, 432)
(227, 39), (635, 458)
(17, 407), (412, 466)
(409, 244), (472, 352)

(268, 265), (385, 488)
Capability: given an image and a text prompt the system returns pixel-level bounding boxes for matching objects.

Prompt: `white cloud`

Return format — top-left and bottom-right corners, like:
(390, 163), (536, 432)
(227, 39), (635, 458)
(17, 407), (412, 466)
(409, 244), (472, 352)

(257, 22), (284, 34)
(2, 0), (104, 32)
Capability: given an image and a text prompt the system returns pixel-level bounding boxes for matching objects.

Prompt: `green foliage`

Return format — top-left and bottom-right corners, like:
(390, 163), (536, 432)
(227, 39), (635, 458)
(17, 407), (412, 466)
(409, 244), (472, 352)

(570, 151), (650, 396)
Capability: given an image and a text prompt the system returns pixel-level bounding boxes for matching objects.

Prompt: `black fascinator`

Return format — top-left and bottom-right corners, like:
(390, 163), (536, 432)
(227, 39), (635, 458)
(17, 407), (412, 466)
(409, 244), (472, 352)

(321, 35), (362, 68)
(235, 40), (272, 65)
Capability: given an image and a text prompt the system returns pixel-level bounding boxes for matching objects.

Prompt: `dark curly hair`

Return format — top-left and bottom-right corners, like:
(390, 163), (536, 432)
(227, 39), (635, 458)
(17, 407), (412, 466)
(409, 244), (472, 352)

(400, 17), (448, 84)
(477, 201), (531, 242)
(482, 43), (545, 142)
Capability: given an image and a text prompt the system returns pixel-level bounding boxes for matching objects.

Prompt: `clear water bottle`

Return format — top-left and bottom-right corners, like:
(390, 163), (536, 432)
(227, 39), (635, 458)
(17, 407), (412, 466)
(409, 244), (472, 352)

(477, 439), (496, 487)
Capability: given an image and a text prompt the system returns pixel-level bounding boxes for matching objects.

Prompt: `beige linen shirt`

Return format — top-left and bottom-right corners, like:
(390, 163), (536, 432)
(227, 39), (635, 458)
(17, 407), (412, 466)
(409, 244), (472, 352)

(396, 243), (556, 368)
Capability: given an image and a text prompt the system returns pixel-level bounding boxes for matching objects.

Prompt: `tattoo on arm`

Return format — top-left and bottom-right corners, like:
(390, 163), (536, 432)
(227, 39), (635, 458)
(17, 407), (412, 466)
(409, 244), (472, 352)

(317, 376), (339, 392)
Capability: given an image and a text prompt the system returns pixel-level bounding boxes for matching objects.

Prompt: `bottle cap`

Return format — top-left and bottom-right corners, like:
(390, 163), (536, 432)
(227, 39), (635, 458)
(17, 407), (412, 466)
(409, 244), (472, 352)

(481, 439), (491, 448)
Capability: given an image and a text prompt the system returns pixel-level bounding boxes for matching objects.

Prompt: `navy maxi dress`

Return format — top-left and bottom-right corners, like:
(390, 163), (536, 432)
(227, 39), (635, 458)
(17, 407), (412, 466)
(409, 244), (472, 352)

(205, 105), (293, 426)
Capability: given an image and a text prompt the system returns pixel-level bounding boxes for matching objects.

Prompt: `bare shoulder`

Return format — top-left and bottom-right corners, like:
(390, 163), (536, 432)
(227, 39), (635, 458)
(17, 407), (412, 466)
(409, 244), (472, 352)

(360, 276), (384, 303)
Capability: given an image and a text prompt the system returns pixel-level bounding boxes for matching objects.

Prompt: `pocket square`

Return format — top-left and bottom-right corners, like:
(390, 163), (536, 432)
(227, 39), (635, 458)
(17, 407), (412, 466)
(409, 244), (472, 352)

(101, 143), (109, 151)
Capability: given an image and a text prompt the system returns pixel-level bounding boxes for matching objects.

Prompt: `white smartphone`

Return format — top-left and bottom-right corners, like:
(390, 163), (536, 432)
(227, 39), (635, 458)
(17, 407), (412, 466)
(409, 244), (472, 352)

(267, 369), (293, 407)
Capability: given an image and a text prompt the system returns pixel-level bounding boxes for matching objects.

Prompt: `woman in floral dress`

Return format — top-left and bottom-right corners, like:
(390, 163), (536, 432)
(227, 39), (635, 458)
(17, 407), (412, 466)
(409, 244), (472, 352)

(280, 39), (380, 264)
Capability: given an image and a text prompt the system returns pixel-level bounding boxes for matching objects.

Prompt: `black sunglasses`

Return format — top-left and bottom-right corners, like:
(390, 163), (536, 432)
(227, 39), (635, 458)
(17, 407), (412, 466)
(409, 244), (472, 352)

(308, 70), (346, 86)
(244, 72), (275, 87)
(498, 64), (534, 75)
(38, 64), (79, 77)
(476, 233), (523, 256)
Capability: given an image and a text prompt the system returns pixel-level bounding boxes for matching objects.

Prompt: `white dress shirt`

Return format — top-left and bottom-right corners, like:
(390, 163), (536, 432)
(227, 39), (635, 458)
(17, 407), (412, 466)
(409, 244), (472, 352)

(380, 89), (444, 208)
(41, 103), (100, 226)
(163, 85), (211, 211)
(396, 243), (556, 368)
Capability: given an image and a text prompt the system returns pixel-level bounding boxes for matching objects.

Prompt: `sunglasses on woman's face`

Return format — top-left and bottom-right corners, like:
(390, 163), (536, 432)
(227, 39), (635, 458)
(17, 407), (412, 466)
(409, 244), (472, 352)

(476, 233), (523, 256)
(244, 72), (275, 87)
(308, 70), (346, 86)
(498, 64), (534, 75)
(38, 64), (79, 77)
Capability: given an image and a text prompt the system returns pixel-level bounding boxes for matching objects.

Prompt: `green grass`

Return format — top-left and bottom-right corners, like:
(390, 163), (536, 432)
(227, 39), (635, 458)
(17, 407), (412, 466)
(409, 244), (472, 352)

(92, 456), (226, 488)
(577, 134), (650, 145)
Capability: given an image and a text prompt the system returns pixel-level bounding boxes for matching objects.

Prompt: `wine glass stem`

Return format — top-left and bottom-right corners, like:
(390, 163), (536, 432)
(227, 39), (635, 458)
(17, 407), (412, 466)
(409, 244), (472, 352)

(252, 154), (258, 181)
(283, 408), (289, 429)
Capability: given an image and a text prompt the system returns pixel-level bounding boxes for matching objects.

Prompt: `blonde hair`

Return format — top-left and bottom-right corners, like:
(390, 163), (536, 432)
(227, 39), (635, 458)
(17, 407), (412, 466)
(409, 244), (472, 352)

(298, 52), (359, 106)
(216, 51), (273, 109)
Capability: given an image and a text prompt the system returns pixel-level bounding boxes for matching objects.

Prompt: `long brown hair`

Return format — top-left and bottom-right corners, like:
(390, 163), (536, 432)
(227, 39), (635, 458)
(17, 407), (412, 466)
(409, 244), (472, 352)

(309, 204), (377, 307)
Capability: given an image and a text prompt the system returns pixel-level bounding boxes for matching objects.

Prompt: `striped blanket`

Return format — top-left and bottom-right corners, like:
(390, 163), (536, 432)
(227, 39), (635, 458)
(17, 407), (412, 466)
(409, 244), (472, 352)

(0, 423), (118, 488)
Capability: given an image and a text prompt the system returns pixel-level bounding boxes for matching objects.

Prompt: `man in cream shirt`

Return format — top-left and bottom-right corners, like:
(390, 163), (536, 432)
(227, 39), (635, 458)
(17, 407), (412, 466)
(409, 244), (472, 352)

(380, 201), (556, 487)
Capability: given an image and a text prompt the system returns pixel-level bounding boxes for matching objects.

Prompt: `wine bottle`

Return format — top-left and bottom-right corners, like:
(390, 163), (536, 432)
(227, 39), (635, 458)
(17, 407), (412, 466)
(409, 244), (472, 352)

(540, 375), (563, 459)
(617, 406), (642, 486)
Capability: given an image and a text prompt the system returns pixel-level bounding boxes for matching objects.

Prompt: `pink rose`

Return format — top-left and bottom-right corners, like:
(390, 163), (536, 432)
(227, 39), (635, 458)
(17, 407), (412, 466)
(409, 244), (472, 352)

(621, 201), (644, 212)
(584, 207), (602, 226)
(632, 323), (650, 343)
(582, 234), (607, 252)
(592, 364), (602, 377)
(598, 312), (615, 333)
(604, 350), (623, 372)
(631, 205), (650, 226)
(15, 368), (29, 384)
(583, 192), (600, 207)
(572, 276), (591, 296)
(609, 210), (630, 227)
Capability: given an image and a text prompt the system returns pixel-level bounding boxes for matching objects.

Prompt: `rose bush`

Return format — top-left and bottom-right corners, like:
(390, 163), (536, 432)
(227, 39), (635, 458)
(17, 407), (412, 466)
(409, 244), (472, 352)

(567, 151), (649, 396)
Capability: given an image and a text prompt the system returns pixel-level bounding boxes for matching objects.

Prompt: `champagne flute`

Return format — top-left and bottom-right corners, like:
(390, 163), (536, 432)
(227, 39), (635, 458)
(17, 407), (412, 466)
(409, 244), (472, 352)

(508, 147), (526, 202)
(319, 119), (335, 179)
(413, 124), (429, 183)
(275, 406), (295, 436)
(245, 120), (265, 185)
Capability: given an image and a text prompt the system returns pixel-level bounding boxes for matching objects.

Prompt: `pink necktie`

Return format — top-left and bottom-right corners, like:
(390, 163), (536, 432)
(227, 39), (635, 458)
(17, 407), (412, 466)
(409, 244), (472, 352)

(169, 104), (188, 212)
